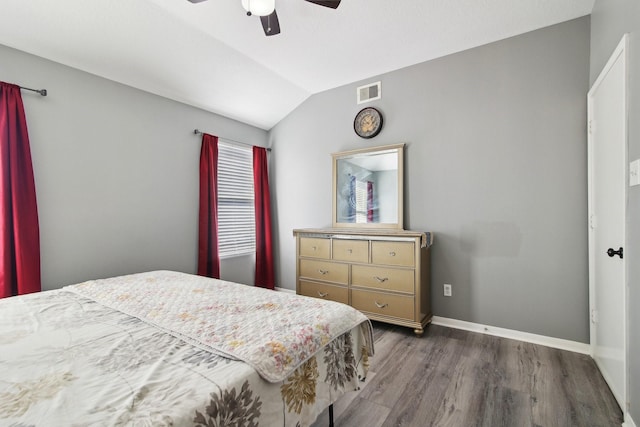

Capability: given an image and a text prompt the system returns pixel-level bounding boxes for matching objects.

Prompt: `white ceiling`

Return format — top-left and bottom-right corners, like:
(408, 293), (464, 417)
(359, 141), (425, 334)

(0, 0), (594, 130)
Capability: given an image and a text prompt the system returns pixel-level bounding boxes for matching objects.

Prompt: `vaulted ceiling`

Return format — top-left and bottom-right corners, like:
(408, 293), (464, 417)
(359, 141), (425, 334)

(1, 0), (594, 130)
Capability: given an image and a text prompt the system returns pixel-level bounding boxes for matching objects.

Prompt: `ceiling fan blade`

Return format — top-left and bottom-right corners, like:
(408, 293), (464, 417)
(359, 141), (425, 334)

(260, 10), (281, 36)
(303, 0), (341, 9)
(186, 0), (208, 3)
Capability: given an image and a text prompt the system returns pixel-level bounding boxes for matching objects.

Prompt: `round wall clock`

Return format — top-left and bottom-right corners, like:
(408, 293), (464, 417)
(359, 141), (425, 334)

(354, 107), (383, 139)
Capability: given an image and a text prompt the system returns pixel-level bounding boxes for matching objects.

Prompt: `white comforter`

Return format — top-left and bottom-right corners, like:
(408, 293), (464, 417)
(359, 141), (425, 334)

(0, 271), (373, 426)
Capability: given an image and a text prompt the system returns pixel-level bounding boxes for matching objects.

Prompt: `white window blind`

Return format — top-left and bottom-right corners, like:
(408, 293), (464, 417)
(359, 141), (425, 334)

(217, 141), (255, 258)
(355, 179), (368, 223)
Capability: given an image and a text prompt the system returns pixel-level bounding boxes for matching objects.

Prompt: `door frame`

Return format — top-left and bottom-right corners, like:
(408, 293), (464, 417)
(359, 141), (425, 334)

(587, 33), (629, 416)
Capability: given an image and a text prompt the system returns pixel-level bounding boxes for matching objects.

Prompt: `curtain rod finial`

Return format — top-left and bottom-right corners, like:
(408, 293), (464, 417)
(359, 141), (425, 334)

(194, 129), (200, 135)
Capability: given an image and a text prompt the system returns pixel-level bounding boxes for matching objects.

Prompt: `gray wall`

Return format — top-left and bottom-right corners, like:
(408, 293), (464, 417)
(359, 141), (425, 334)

(270, 17), (591, 343)
(590, 0), (640, 421)
(0, 43), (267, 290)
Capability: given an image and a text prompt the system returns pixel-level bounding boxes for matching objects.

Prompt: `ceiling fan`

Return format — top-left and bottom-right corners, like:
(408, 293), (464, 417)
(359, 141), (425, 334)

(187, 0), (341, 36)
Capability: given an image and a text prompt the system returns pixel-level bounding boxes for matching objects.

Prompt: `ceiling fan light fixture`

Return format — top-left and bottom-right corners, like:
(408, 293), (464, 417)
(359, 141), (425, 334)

(241, 0), (275, 16)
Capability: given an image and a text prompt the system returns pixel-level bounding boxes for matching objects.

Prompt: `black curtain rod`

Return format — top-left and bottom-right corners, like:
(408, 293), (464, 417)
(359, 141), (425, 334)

(20, 86), (47, 96)
(193, 129), (271, 152)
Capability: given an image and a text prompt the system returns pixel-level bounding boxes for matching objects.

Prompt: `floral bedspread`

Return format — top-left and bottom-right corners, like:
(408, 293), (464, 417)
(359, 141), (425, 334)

(66, 270), (373, 383)
(0, 271), (373, 426)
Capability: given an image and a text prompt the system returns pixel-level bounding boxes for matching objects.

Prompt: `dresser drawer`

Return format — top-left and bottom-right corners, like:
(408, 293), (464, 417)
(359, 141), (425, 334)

(351, 265), (414, 294)
(351, 289), (414, 321)
(299, 280), (349, 305)
(332, 239), (369, 263)
(299, 237), (331, 259)
(299, 259), (348, 284)
(371, 241), (414, 267)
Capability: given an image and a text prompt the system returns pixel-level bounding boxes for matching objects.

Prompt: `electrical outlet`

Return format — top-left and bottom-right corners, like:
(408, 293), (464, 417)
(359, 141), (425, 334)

(443, 284), (452, 297)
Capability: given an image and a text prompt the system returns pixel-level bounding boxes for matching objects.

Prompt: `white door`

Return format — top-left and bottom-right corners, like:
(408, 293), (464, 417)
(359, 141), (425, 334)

(588, 35), (627, 413)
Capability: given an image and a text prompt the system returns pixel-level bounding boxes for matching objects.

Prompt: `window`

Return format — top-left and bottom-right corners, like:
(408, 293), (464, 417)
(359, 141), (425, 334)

(355, 179), (368, 223)
(217, 141), (255, 258)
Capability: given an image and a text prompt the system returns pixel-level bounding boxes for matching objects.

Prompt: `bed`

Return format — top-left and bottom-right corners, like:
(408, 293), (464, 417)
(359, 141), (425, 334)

(0, 270), (374, 426)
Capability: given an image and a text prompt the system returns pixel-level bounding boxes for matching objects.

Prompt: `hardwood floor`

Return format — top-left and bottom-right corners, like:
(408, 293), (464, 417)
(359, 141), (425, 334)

(312, 322), (622, 427)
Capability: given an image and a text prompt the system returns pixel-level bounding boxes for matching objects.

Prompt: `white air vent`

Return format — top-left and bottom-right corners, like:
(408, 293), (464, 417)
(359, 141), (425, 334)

(357, 81), (381, 104)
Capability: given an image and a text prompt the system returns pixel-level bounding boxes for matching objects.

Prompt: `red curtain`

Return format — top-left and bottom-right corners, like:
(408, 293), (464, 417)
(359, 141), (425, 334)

(197, 133), (220, 279)
(0, 82), (41, 298)
(253, 146), (274, 289)
(367, 181), (374, 222)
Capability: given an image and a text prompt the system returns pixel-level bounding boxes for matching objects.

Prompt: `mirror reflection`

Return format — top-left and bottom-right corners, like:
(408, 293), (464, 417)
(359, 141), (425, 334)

(332, 144), (404, 229)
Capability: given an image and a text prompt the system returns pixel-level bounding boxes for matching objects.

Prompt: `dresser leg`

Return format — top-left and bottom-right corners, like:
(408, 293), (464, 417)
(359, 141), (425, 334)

(414, 327), (424, 336)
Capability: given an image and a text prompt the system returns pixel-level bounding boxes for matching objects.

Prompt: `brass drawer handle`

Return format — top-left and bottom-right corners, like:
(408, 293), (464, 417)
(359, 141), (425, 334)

(374, 301), (388, 309)
(347, 249), (353, 253)
(312, 246), (317, 251)
(318, 291), (328, 298)
(318, 269), (329, 275)
(388, 251), (396, 256)
(374, 276), (388, 283)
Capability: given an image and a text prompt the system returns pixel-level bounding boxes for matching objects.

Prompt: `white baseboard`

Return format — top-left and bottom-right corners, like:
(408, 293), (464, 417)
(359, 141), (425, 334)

(623, 413), (637, 427)
(431, 316), (590, 355)
(276, 286), (295, 294)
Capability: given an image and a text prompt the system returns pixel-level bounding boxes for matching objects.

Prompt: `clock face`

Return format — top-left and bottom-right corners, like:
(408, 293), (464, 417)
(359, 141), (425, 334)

(354, 107), (383, 139)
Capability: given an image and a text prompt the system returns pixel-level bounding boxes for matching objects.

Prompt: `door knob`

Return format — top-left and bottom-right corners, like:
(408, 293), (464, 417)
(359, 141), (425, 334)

(607, 247), (623, 259)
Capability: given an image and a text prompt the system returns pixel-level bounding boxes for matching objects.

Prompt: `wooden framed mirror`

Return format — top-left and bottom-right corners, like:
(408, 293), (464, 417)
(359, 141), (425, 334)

(332, 143), (404, 229)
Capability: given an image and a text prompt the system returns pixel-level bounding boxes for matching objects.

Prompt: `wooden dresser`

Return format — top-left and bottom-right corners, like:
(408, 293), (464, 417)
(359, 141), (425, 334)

(293, 228), (433, 335)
